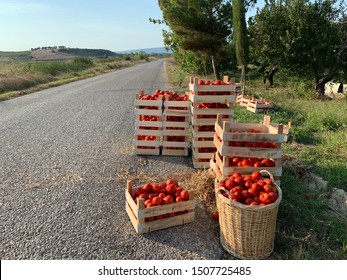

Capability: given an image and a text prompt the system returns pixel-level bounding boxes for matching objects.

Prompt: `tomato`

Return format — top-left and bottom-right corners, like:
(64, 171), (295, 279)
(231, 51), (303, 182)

(212, 211), (219, 221)
(163, 195), (174, 204)
(225, 179), (234, 190)
(245, 198), (254, 205)
(158, 193), (166, 200)
(241, 159), (251, 167)
(248, 187), (259, 198)
(152, 184), (161, 194)
(138, 193), (148, 200)
(251, 171), (262, 181)
(176, 196), (184, 202)
(257, 180), (266, 187)
(230, 186), (243, 193)
(142, 183), (153, 193)
(152, 196), (162, 206)
(135, 187), (144, 197)
(243, 175), (252, 181)
(263, 178), (273, 185)
(232, 172), (242, 177)
(180, 190), (189, 200)
(231, 191), (243, 202)
(166, 184), (177, 195)
(251, 183), (262, 192)
(268, 192), (278, 203)
(244, 180), (254, 189)
(233, 176), (245, 187)
(259, 192), (271, 204)
(242, 190), (251, 200)
(250, 201), (259, 206)
(166, 179), (175, 186)
(263, 184), (278, 194)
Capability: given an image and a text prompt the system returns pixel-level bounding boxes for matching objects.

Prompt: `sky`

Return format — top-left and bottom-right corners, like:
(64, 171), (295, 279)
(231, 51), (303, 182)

(0, 0), (264, 52)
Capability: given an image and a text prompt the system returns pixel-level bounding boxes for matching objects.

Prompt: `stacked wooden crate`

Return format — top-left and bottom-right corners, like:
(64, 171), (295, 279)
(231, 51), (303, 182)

(162, 96), (191, 156)
(133, 90), (163, 155)
(210, 115), (285, 185)
(189, 76), (238, 168)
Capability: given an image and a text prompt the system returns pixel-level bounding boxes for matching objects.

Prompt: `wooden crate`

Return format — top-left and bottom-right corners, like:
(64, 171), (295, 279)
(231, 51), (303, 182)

(163, 99), (191, 113)
(215, 115), (285, 143)
(162, 148), (189, 156)
(247, 100), (273, 113)
(189, 76), (238, 94)
(192, 137), (216, 148)
(213, 134), (282, 158)
(192, 126), (215, 139)
(192, 157), (211, 169)
(134, 91), (163, 117)
(191, 115), (233, 125)
(214, 151), (283, 177)
(188, 91), (236, 103)
(210, 155), (281, 186)
(125, 180), (195, 234)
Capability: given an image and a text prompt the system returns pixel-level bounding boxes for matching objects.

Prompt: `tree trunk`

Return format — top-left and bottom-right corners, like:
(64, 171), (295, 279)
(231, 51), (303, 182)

(211, 55), (221, 80)
(263, 67), (278, 86)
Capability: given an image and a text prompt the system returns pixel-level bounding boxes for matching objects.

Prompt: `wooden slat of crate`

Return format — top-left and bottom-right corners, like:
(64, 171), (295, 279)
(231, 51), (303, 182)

(134, 108), (163, 117)
(189, 76), (238, 92)
(190, 106), (234, 116)
(192, 149), (214, 160)
(164, 100), (191, 109)
(162, 148), (189, 156)
(213, 134), (282, 158)
(135, 119), (163, 128)
(192, 129), (215, 139)
(192, 138), (215, 148)
(192, 157), (211, 169)
(215, 115), (285, 143)
(247, 100), (273, 109)
(214, 151), (283, 176)
(191, 117), (232, 126)
(134, 99), (163, 107)
(133, 139), (161, 147)
(132, 148), (160, 156)
(134, 128), (163, 137)
(162, 141), (190, 148)
(125, 181), (195, 234)
(188, 91), (236, 103)
(162, 128), (189, 136)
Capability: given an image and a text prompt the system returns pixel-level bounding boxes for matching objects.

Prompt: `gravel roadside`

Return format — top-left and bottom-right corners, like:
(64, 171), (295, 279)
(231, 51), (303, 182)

(0, 59), (225, 260)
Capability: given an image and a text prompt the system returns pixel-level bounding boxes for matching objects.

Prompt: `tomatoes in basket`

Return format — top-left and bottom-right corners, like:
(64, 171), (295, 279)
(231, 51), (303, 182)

(218, 172), (280, 207)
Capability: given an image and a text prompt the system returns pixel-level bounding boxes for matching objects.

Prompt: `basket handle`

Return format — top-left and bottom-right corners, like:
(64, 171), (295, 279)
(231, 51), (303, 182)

(259, 170), (275, 182)
(217, 186), (232, 200)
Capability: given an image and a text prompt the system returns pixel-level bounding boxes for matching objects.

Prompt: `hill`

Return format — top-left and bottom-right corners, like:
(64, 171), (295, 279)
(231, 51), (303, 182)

(0, 51), (32, 61)
(115, 47), (171, 54)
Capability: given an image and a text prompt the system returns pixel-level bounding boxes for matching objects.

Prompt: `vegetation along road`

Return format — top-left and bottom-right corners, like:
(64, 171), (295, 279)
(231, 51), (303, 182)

(0, 59), (222, 259)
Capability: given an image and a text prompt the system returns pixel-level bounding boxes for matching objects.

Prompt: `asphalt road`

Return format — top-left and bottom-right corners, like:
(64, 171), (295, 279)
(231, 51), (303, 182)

(0, 59), (226, 260)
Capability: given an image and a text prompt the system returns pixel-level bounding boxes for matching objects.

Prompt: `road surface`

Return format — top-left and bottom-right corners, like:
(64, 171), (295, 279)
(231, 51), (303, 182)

(0, 59), (226, 260)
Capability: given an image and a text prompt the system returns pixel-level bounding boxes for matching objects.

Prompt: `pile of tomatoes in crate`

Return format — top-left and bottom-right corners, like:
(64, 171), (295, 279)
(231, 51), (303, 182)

(215, 133), (276, 148)
(197, 125), (215, 132)
(229, 157), (276, 167)
(218, 171), (279, 206)
(196, 102), (229, 109)
(132, 179), (191, 221)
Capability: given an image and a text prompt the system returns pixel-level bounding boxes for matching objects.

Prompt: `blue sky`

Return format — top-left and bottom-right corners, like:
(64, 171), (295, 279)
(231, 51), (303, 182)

(0, 0), (263, 52)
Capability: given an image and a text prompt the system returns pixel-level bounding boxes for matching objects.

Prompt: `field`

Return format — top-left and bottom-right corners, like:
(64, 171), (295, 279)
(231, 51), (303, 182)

(165, 58), (347, 259)
(0, 50), (154, 101)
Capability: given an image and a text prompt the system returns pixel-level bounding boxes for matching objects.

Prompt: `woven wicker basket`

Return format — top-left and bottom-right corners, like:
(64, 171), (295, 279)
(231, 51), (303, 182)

(215, 170), (282, 259)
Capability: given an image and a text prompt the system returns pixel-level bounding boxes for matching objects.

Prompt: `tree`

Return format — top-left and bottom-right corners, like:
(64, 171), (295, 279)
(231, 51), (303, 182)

(249, 0), (345, 92)
(156, 0), (232, 80)
(233, 0), (249, 67)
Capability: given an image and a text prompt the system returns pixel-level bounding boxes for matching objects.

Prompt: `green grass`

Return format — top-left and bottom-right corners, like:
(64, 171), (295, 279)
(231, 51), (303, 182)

(166, 58), (347, 259)
(0, 56), (150, 101)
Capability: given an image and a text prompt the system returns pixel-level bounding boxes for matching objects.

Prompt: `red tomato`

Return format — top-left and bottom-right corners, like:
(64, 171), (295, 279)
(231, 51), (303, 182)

(268, 192), (278, 203)
(212, 211), (219, 221)
(166, 184), (177, 195)
(259, 193), (271, 204)
(152, 184), (161, 194)
(148, 193), (157, 200)
(135, 187), (144, 197)
(242, 159), (251, 167)
(138, 193), (148, 200)
(250, 201), (259, 206)
(180, 190), (189, 200)
(152, 196), (162, 206)
(166, 179), (175, 186)
(251, 183), (262, 192)
(234, 176), (245, 187)
(242, 190), (251, 200)
(251, 171), (262, 181)
(176, 196), (184, 202)
(142, 183), (153, 193)
(232, 172), (242, 177)
(248, 188), (259, 198)
(245, 180), (254, 189)
(245, 198), (254, 205)
(244, 175), (252, 181)
(158, 193), (166, 200)
(163, 195), (174, 204)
